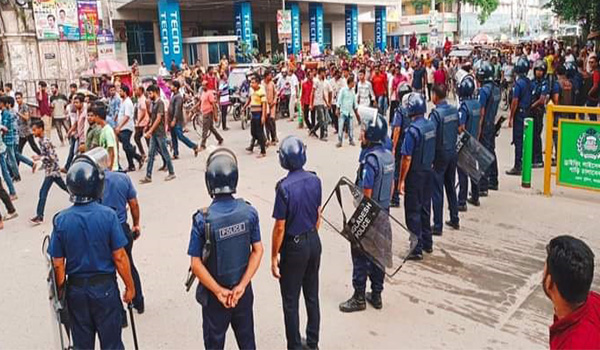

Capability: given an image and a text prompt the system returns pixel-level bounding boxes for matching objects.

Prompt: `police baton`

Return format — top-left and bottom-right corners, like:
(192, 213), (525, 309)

(127, 303), (140, 350)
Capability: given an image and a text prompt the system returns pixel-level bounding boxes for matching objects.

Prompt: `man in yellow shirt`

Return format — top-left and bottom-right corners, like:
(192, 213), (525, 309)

(245, 76), (267, 158)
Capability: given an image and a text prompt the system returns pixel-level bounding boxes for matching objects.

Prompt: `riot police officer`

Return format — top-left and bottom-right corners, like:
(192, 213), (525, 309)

(506, 57), (532, 176)
(47, 153), (135, 350)
(391, 83), (413, 208)
(340, 114), (394, 312)
(530, 60), (549, 168)
(456, 75), (482, 211)
(398, 92), (436, 261)
(430, 84), (460, 235)
(187, 148), (264, 350)
(477, 61), (501, 200)
(271, 136), (322, 350)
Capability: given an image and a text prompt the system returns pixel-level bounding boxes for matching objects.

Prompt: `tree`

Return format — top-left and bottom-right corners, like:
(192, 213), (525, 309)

(545, 0), (600, 40)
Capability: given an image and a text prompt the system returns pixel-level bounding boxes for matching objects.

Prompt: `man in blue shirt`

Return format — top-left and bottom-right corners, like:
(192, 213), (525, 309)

(47, 154), (134, 350)
(271, 136), (322, 350)
(187, 148), (263, 350)
(390, 83), (412, 207)
(530, 60), (549, 168)
(107, 85), (122, 128)
(507, 57), (532, 175)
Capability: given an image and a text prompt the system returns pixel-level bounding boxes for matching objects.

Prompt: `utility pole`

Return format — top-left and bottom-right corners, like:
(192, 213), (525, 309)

(282, 0), (288, 61)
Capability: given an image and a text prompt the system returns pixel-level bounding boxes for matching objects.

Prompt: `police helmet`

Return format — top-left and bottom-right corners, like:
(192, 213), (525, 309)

(475, 61), (494, 82)
(515, 57), (530, 75)
(205, 148), (238, 197)
(457, 75), (476, 99)
(363, 114), (388, 144)
(404, 92), (427, 117)
(564, 61), (577, 79)
(278, 135), (307, 171)
(533, 60), (547, 75)
(66, 148), (108, 204)
(397, 83), (412, 102)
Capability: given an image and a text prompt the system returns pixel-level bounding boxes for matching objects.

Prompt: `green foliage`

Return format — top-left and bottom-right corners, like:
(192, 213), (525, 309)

(333, 46), (350, 61)
(545, 0), (600, 30)
(271, 52), (285, 66)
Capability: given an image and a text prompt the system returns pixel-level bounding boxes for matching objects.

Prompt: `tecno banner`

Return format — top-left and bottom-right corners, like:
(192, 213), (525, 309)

(309, 3), (323, 51)
(287, 2), (301, 55)
(375, 6), (387, 52)
(234, 1), (253, 53)
(345, 4), (358, 55)
(158, 0), (183, 67)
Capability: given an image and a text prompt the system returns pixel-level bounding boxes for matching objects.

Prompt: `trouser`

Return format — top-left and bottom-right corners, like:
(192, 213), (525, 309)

(36, 175), (68, 219)
(479, 127), (498, 191)
(5, 146), (19, 179)
(170, 124), (198, 157)
(279, 95), (290, 119)
(53, 118), (70, 143)
(303, 104), (314, 129)
(118, 130), (142, 170)
(586, 100), (598, 121)
(310, 105), (327, 139)
(42, 115), (52, 139)
(404, 169), (433, 255)
(279, 230), (321, 350)
(66, 278), (124, 350)
(289, 95), (297, 119)
(64, 137), (78, 170)
(432, 156), (459, 232)
(533, 114), (544, 164)
(352, 246), (384, 294)
(427, 83), (433, 101)
(458, 168), (479, 205)
(0, 153), (16, 195)
(249, 116), (266, 154)
(146, 135), (174, 178)
(337, 114), (354, 144)
(512, 112), (526, 169)
(202, 285), (256, 350)
(376, 96), (388, 116)
(0, 179), (15, 218)
(13, 144), (34, 168)
(201, 113), (223, 147)
(122, 223), (144, 308)
(265, 117), (278, 143)
(389, 100), (399, 124)
(391, 153), (401, 205)
(18, 135), (41, 155)
(220, 104), (229, 129)
(134, 127), (148, 156)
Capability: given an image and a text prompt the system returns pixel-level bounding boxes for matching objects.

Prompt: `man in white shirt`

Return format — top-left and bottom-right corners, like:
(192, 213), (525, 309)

(284, 69), (300, 120)
(356, 70), (375, 107)
(309, 67), (331, 140)
(117, 85), (143, 171)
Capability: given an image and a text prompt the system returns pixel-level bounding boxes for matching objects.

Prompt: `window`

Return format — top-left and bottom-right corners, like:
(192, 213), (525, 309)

(125, 22), (156, 65)
(415, 4), (423, 14)
(401, 4), (406, 14)
(208, 42), (229, 65)
(323, 23), (332, 50)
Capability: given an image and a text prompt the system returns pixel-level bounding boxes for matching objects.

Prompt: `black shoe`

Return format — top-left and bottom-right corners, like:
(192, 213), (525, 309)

(134, 301), (145, 315)
(390, 200), (400, 208)
(551, 159), (557, 167)
(457, 205), (467, 212)
(245, 146), (253, 152)
(122, 310), (128, 328)
(301, 338), (319, 350)
(339, 291), (366, 313)
(488, 184), (499, 191)
(505, 167), (522, 176)
(532, 162), (544, 168)
(445, 220), (460, 230)
(366, 292), (383, 310)
(432, 229), (443, 236)
(158, 166), (167, 172)
(406, 252), (424, 261)
(467, 197), (480, 207)
(479, 190), (489, 197)
(423, 247), (433, 254)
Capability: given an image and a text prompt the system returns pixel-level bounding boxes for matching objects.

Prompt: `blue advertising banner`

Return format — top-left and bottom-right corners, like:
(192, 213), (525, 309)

(375, 6), (387, 52)
(158, 0), (183, 67)
(309, 2), (323, 52)
(287, 2), (301, 55)
(345, 4), (358, 54)
(234, 0), (253, 60)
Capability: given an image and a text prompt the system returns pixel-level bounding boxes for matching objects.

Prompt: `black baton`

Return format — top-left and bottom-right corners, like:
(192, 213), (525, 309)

(127, 303), (140, 350)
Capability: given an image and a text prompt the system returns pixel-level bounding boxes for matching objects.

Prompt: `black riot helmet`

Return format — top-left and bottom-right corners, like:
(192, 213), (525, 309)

(66, 148), (108, 204)
(278, 135), (307, 171)
(475, 60), (494, 83)
(397, 83), (412, 102)
(205, 148), (239, 197)
(533, 60), (547, 76)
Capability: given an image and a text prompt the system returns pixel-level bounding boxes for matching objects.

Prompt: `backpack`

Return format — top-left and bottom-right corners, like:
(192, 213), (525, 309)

(558, 77), (573, 106)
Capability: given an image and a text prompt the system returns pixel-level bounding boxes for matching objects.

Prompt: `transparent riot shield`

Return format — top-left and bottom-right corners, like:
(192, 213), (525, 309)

(321, 177), (418, 277)
(456, 131), (495, 183)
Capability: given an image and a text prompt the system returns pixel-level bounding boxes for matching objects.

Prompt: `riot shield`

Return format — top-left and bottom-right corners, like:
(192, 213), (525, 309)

(42, 235), (71, 350)
(456, 131), (496, 183)
(321, 177), (418, 277)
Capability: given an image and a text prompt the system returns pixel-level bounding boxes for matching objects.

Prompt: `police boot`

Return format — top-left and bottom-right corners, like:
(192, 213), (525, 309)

(366, 292), (383, 310)
(339, 291), (366, 313)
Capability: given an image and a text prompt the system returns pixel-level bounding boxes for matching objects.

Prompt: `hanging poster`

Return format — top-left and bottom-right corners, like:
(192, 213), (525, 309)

(33, 0), (59, 40)
(77, 0), (99, 59)
(57, 0), (80, 40)
(97, 28), (115, 60)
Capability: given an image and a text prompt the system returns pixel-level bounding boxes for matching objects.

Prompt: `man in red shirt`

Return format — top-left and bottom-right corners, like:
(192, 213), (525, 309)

(433, 62), (447, 88)
(301, 70), (314, 130)
(444, 37), (452, 57)
(587, 56), (599, 121)
(371, 64), (389, 116)
(409, 32), (417, 51)
(37, 81), (52, 137)
(544, 235), (600, 350)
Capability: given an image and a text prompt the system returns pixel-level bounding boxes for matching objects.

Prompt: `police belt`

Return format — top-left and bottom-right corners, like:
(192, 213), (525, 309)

(284, 228), (317, 243)
(68, 273), (115, 287)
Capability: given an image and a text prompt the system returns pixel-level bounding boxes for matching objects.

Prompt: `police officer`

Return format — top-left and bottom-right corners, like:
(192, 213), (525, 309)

(47, 153), (135, 349)
(398, 92), (436, 261)
(507, 57), (532, 176)
(429, 84), (460, 235)
(530, 60), (549, 168)
(476, 61), (501, 200)
(187, 148), (264, 350)
(391, 83), (413, 208)
(456, 75), (482, 212)
(340, 114), (394, 312)
(271, 136), (322, 350)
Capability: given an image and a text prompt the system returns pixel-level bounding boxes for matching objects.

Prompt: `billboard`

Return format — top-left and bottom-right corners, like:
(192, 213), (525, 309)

(158, 0), (183, 67)
(77, 0), (99, 59)
(33, 0), (59, 40)
(309, 3), (323, 51)
(287, 2), (301, 55)
(277, 10), (292, 42)
(557, 120), (600, 192)
(375, 6), (387, 52)
(345, 4), (358, 54)
(234, 0), (253, 60)
(56, 0), (79, 40)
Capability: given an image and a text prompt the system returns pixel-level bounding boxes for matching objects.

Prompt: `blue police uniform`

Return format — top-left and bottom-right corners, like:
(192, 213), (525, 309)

(430, 100), (460, 233)
(530, 77), (549, 164)
(512, 75), (532, 169)
(457, 98), (482, 206)
(391, 107), (411, 205)
(187, 195), (260, 350)
(48, 202), (128, 350)
(102, 170), (144, 310)
(401, 116), (435, 255)
(272, 169), (322, 350)
(478, 82), (501, 192)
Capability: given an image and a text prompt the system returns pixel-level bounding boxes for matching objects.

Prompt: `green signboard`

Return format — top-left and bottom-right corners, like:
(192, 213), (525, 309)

(557, 120), (600, 191)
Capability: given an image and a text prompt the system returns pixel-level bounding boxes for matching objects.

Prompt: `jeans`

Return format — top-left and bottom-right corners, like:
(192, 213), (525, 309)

(0, 153), (16, 195)
(5, 146), (19, 179)
(249, 116), (266, 154)
(201, 113), (223, 147)
(36, 175), (68, 218)
(18, 135), (41, 155)
(53, 118), (70, 143)
(389, 100), (399, 124)
(64, 137), (78, 170)
(310, 105), (328, 139)
(0, 178), (15, 218)
(122, 223), (144, 308)
(220, 104), (229, 129)
(146, 135), (174, 178)
(118, 130), (142, 170)
(303, 105), (314, 129)
(265, 117), (278, 143)
(404, 169), (433, 255)
(337, 114), (354, 144)
(170, 124), (198, 157)
(13, 145), (33, 167)
(134, 127), (148, 156)
(279, 230), (321, 350)
(377, 96), (388, 116)
(432, 156), (459, 232)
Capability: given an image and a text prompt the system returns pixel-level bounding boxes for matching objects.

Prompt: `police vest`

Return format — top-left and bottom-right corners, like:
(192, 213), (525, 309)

(205, 199), (252, 287)
(432, 103), (459, 157)
(515, 77), (532, 110)
(461, 99), (482, 138)
(409, 120), (436, 172)
(481, 83), (501, 130)
(394, 107), (412, 154)
(362, 147), (395, 210)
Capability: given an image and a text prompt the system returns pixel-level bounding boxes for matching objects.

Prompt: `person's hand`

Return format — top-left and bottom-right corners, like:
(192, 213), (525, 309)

(144, 133), (151, 139)
(216, 287), (233, 308)
(398, 181), (406, 196)
(508, 118), (513, 128)
(170, 120), (176, 128)
(132, 225), (141, 240)
(261, 117), (266, 126)
(32, 155), (41, 161)
(310, 104), (314, 111)
(114, 127), (120, 135)
(123, 288), (135, 304)
(271, 256), (281, 279)
(229, 284), (247, 308)
(78, 144), (86, 153)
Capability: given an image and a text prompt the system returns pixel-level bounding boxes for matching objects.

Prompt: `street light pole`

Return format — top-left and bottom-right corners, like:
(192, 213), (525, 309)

(282, 0), (288, 61)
